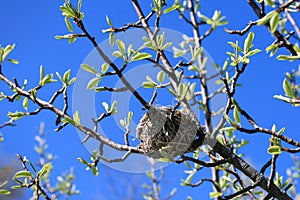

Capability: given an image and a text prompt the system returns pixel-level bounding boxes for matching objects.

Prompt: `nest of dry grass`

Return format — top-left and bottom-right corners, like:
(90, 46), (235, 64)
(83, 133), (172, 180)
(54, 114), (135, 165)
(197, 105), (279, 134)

(136, 106), (199, 158)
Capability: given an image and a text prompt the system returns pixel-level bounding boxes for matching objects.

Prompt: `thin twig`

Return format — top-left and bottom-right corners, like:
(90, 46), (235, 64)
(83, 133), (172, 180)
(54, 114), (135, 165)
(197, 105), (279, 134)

(225, 21), (257, 36)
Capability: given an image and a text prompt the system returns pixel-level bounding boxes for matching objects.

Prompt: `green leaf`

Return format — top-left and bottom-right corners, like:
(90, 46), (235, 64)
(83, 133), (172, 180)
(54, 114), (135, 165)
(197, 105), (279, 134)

(39, 65), (44, 83)
(56, 72), (64, 82)
(157, 71), (165, 83)
(228, 41), (242, 53)
(101, 63), (109, 73)
(7, 59), (19, 64)
(0, 181), (8, 188)
(192, 47), (203, 60)
(131, 52), (152, 61)
(3, 44), (15, 61)
(60, 6), (75, 18)
(37, 163), (52, 178)
(233, 106), (241, 124)
(127, 111), (133, 124)
(22, 97), (28, 111)
(0, 189), (11, 195)
(268, 145), (282, 155)
(265, 0), (275, 6)
(283, 79), (293, 97)
(266, 43), (277, 53)
(62, 116), (75, 125)
(64, 17), (74, 32)
(209, 191), (221, 198)
(127, 44), (133, 57)
(271, 124), (276, 132)
(77, 157), (89, 165)
(109, 33), (114, 46)
(92, 166), (98, 176)
(142, 81), (156, 88)
(161, 42), (172, 50)
(273, 95), (294, 103)
(256, 11), (277, 26)
(63, 69), (71, 83)
(277, 54), (300, 61)
(173, 47), (185, 58)
(220, 127), (236, 132)
(11, 185), (25, 189)
(87, 77), (101, 89)
(244, 49), (261, 57)
(159, 149), (171, 162)
(106, 15), (113, 26)
(102, 102), (110, 112)
(277, 127), (285, 135)
(31, 88), (37, 100)
(77, 0), (82, 12)
(223, 113), (235, 126)
(68, 77), (76, 85)
(110, 100), (117, 114)
(270, 12), (280, 33)
(168, 88), (177, 97)
(120, 118), (126, 127)
(244, 32), (254, 53)
(112, 51), (124, 58)
(184, 173), (194, 184)
(163, 4), (180, 14)
(69, 37), (77, 44)
(14, 170), (33, 178)
(73, 111), (80, 124)
(81, 63), (98, 75)
(7, 111), (26, 120)
(116, 39), (126, 55)
(55, 34), (73, 39)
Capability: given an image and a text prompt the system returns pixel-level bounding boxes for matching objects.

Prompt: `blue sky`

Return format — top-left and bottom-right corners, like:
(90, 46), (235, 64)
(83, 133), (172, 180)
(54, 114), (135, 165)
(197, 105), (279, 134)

(0, 0), (299, 199)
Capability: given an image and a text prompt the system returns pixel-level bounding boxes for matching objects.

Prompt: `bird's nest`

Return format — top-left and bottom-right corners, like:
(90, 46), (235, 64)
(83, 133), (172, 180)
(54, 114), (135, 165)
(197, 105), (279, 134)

(136, 106), (199, 158)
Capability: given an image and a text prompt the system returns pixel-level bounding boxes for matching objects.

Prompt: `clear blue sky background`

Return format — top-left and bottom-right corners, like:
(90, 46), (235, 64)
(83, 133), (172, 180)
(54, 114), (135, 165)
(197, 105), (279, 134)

(0, 1), (299, 199)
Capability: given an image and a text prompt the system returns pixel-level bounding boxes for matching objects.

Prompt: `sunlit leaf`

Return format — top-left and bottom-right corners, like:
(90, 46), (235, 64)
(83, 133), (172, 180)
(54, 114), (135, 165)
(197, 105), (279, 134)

(244, 32), (254, 53)
(101, 63), (109, 74)
(22, 97), (28, 111)
(64, 17), (74, 32)
(277, 54), (300, 61)
(283, 79), (293, 98)
(127, 111), (133, 124)
(257, 11), (276, 26)
(37, 163), (52, 178)
(163, 4), (180, 14)
(102, 102), (110, 112)
(110, 100), (117, 114)
(87, 77), (101, 89)
(81, 63), (98, 75)
(77, 0), (82, 12)
(112, 51), (124, 58)
(268, 145), (282, 155)
(233, 106), (241, 124)
(73, 111), (80, 125)
(109, 33), (114, 46)
(7, 59), (19, 64)
(14, 170), (33, 178)
(3, 44), (15, 61)
(157, 71), (165, 83)
(116, 39), (126, 55)
(142, 81), (156, 88)
(270, 12), (280, 33)
(131, 52), (151, 61)
(106, 15), (113, 26)
(0, 189), (11, 195)
(63, 69), (71, 83)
